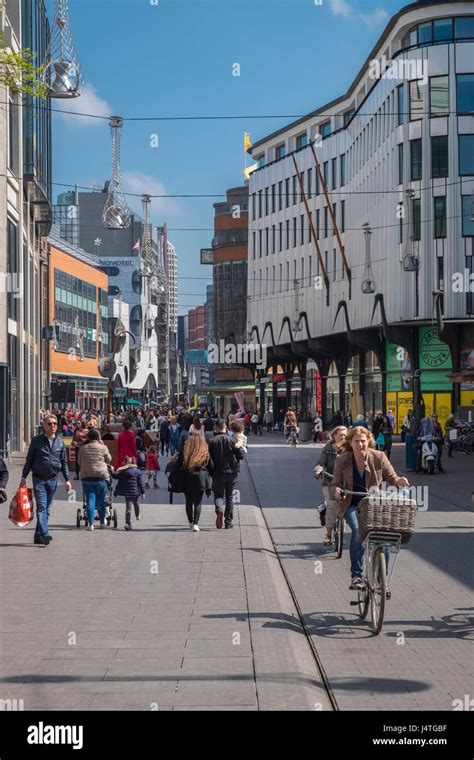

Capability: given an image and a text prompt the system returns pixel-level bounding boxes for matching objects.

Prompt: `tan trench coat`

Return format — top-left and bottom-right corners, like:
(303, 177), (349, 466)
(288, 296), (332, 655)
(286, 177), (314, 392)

(330, 449), (400, 516)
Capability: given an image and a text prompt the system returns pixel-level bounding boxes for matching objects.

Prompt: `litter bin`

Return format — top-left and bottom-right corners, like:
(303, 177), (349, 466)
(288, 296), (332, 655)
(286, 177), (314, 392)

(405, 433), (418, 471)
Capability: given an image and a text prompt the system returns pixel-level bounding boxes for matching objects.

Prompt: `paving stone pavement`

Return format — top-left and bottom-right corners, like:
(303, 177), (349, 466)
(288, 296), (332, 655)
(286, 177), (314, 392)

(242, 436), (474, 711)
(0, 457), (331, 711)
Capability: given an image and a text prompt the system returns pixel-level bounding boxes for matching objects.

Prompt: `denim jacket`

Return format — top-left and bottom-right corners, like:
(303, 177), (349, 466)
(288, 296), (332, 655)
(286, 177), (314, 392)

(22, 434), (70, 482)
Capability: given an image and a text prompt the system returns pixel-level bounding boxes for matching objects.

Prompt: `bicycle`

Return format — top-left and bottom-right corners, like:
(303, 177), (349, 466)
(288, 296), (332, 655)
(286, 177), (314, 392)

(319, 470), (344, 558)
(339, 487), (417, 635)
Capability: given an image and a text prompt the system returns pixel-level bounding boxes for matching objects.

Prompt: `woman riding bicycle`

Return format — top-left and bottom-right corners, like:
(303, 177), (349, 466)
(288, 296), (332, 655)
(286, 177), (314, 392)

(314, 426), (347, 546)
(331, 427), (409, 591)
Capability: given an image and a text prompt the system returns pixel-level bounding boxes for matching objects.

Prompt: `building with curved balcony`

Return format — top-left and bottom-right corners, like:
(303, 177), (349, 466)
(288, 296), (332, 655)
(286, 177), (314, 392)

(247, 0), (474, 430)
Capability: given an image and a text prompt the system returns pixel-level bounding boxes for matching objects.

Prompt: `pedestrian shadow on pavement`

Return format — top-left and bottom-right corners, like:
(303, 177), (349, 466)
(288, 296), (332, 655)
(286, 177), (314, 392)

(384, 609), (474, 640)
(200, 610), (374, 638)
(326, 676), (431, 694)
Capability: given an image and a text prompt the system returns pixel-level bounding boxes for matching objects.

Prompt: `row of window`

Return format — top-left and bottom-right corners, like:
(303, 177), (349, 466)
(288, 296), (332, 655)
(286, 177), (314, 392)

(256, 71), (473, 174)
(251, 158), (346, 219)
(403, 134), (474, 182)
(251, 193), (473, 260)
(251, 201), (346, 258)
(403, 16), (474, 48)
(398, 74), (474, 124)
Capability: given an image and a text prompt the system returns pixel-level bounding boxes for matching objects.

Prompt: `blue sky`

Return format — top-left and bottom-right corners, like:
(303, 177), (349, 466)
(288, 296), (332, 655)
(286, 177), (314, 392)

(51, 0), (406, 314)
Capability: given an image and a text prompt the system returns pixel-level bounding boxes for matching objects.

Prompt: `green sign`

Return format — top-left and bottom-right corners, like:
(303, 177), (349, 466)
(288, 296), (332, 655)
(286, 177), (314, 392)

(419, 327), (452, 391)
(386, 343), (413, 392)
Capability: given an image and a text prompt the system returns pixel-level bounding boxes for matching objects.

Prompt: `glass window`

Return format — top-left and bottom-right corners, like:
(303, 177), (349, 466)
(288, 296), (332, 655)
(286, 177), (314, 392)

(293, 175), (298, 205)
(413, 198), (421, 241)
(417, 22), (432, 44)
(257, 155), (265, 168)
(457, 74), (474, 114)
(285, 178), (290, 208)
(258, 190), (262, 217)
(300, 215), (304, 245)
(431, 136), (448, 178)
(307, 168), (312, 198)
(343, 110), (355, 127)
(341, 200), (345, 233)
(276, 144), (286, 159)
(433, 18), (453, 42)
(340, 154), (346, 186)
(398, 143), (404, 184)
(332, 158), (337, 190)
(459, 135), (474, 175)
(397, 85), (405, 126)
(321, 122), (331, 138)
(286, 220), (290, 249)
(323, 161), (329, 187)
(324, 207), (328, 238)
(409, 80), (424, 121)
(430, 76), (449, 116)
(316, 170), (320, 196)
(293, 217), (297, 247)
(296, 133), (307, 150)
(462, 195), (474, 236)
(316, 209), (320, 238)
(278, 181), (283, 211)
(411, 139), (422, 180)
(265, 187), (268, 216)
(434, 197), (447, 238)
(455, 17), (474, 39)
(271, 184), (276, 213)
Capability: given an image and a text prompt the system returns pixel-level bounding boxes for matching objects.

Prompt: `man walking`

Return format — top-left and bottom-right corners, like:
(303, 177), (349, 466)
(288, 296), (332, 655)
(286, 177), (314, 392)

(208, 420), (244, 529)
(20, 414), (72, 545)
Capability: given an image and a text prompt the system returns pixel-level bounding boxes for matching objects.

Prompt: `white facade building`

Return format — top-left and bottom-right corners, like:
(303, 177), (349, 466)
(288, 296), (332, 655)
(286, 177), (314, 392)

(248, 0), (474, 425)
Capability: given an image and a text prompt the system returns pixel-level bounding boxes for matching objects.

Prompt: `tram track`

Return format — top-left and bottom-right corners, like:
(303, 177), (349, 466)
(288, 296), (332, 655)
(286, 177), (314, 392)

(243, 455), (339, 712)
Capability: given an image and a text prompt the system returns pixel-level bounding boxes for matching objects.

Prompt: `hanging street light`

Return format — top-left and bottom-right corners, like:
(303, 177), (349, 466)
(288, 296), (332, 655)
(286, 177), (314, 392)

(44, 0), (84, 98)
(102, 117), (131, 230)
(402, 190), (421, 272)
(361, 223), (376, 294)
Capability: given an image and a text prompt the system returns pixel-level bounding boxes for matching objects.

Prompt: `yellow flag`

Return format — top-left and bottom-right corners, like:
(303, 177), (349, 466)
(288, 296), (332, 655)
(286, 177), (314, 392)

(244, 131), (251, 151)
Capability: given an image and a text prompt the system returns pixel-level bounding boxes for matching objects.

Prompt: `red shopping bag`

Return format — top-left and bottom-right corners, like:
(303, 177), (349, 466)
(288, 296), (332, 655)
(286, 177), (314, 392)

(9, 487), (34, 527)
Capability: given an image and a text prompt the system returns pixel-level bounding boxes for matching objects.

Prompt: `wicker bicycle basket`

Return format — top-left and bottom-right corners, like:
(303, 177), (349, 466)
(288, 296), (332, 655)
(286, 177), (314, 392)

(357, 494), (418, 545)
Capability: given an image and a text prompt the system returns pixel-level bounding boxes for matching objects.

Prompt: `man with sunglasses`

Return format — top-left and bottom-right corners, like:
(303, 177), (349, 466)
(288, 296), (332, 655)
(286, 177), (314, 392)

(20, 414), (72, 545)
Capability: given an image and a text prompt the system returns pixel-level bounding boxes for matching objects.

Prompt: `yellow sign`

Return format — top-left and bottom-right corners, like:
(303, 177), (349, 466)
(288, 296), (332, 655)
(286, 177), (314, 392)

(461, 389), (474, 407)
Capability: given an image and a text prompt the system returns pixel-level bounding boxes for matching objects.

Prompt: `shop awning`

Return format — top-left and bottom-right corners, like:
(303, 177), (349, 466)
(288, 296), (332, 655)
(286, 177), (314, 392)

(205, 384), (255, 393)
(450, 370), (474, 383)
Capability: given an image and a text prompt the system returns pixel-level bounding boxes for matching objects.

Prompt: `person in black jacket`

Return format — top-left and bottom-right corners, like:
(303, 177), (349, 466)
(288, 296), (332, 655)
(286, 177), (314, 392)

(113, 456), (145, 530)
(20, 414), (72, 545)
(0, 454), (9, 503)
(159, 419), (171, 457)
(177, 434), (213, 532)
(208, 420), (244, 529)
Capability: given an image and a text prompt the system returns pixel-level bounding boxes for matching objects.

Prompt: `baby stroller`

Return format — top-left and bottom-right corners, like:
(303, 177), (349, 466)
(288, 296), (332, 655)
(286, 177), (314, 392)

(76, 469), (118, 528)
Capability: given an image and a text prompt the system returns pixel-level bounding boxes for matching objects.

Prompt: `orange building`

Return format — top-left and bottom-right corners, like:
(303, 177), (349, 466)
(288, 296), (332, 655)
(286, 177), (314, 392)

(48, 234), (109, 410)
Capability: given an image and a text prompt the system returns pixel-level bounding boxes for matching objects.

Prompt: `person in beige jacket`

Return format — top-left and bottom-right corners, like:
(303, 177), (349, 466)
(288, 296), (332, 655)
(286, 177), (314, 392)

(331, 426), (409, 590)
(78, 428), (112, 531)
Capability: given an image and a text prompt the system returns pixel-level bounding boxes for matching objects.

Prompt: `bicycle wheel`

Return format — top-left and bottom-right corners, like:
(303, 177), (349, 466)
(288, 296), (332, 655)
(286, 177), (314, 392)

(358, 588), (369, 619)
(370, 548), (386, 635)
(335, 516), (344, 558)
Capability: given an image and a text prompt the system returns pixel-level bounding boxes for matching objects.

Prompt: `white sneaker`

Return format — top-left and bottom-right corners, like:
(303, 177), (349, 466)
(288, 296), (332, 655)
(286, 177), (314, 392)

(192, 524), (200, 532)
(87, 524), (94, 531)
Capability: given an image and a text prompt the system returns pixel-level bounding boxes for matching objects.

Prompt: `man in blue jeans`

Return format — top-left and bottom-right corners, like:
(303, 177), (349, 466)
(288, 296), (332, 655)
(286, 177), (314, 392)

(20, 414), (72, 545)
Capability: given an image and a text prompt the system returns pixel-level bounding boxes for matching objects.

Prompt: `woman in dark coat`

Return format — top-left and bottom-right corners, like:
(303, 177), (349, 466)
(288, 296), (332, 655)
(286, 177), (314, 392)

(177, 434), (213, 532)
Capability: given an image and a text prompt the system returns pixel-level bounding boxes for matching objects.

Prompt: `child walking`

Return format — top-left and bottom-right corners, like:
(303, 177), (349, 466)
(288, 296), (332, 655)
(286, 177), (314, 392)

(145, 445), (160, 488)
(113, 456), (145, 530)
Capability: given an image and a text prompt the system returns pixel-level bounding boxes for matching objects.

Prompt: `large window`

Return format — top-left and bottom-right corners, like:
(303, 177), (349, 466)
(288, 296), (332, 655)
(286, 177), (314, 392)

(434, 197), (447, 238)
(413, 198), (421, 241)
(398, 143), (404, 184)
(417, 21), (432, 44)
(459, 135), (474, 175)
(292, 175), (298, 205)
(433, 18), (453, 42)
(431, 136), (448, 178)
(430, 76), (449, 116)
(321, 122), (331, 139)
(296, 133), (307, 150)
(455, 17), (474, 39)
(285, 178), (290, 208)
(341, 200), (345, 233)
(323, 161), (329, 187)
(397, 85), (405, 125)
(276, 144), (286, 160)
(307, 168), (313, 198)
(340, 154), (346, 187)
(409, 80), (424, 121)
(331, 158), (337, 190)
(462, 196), (474, 236)
(457, 74), (474, 114)
(410, 139), (422, 180)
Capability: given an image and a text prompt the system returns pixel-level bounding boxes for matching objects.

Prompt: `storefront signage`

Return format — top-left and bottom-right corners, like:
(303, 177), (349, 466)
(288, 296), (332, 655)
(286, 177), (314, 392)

(419, 326), (452, 391)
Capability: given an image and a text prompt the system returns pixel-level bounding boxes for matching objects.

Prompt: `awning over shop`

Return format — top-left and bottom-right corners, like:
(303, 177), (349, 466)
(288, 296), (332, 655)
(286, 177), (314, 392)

(450, 370), (474, 383)
(206, 384), (255, 393)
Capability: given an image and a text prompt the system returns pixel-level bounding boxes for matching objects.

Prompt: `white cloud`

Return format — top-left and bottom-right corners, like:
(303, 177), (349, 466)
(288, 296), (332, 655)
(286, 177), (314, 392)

(329, 0), (352, 17)
(359, 8), (389, 27)
(329, 0), (388, 27)
(56, 83), (112, 127)
(122, 171), (181, 219)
